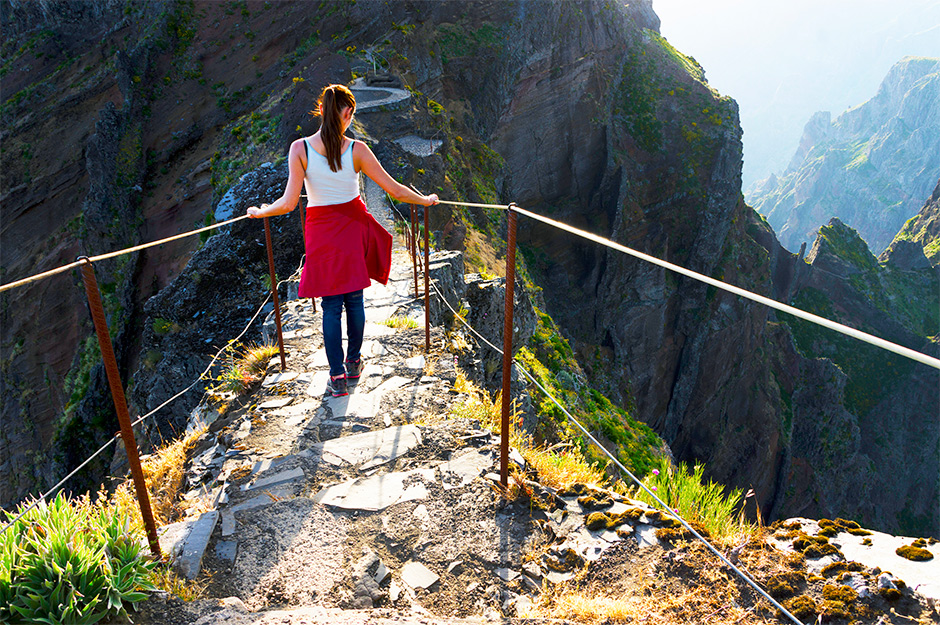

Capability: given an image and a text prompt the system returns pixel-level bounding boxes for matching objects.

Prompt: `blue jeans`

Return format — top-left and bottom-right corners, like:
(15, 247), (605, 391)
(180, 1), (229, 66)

(320, 290), (365, 377)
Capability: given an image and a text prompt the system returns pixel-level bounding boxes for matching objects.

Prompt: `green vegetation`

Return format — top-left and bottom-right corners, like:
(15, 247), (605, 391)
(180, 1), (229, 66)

(785, 288), (899, 417)
(204, 341), (278, 396)
(436, 22), (503, 64)
(382, 315), (418, 330)
(516, 309), (664, 476)
(61, 335), (101, 424)
(633, 458), (754, 540)
(0, 493), (156, 624)
(817, 221), (877, 271)
(648, 31), (705, 83)
(612, 47), (663, 153)
(896, 540), (934, 561)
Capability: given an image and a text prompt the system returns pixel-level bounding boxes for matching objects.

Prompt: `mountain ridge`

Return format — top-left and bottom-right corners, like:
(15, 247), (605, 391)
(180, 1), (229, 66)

(747, 56), (940, 255)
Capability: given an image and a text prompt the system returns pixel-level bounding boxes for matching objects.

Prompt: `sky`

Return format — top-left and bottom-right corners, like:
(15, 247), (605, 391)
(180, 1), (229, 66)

(651, 0), (940, 189)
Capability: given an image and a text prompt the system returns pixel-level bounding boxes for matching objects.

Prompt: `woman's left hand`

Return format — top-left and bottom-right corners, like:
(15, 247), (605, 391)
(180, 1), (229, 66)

(424, 194), (439, 207)
(247, 205), (266, 218)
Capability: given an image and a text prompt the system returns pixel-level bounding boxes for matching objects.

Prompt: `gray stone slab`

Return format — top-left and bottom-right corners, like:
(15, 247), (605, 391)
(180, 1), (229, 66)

(215, 540), (238, 562)
(221, 511), (235, 537)
(313, 469), (433, 511)
(545, 570), (575, 584)
(634, 523), (659, 548)
(177, 510), (219, 579)
(403, 355), (425, 370)
(258, 397), (293, 409)
(401, 561), (438, 589)
(262, 371), (299, 387)
(372, 376), (412, 396)
(496, 568), (520, 581)
(157, 519), (198, 560)
(364, 322), (396, 338)
(309, 350), (330, 369)
(229, 493), (277, 515)
(304, 424), (422, 469)
(245, 466), (305, 491)
(440, 448), (493, 489)
(375, 560), (391, 584)
(323, 391), (381, 422)
(305, 371), (331, 397)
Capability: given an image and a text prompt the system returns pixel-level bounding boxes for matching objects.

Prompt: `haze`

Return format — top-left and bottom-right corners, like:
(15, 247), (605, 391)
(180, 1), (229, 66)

(653, 0), (940, 189)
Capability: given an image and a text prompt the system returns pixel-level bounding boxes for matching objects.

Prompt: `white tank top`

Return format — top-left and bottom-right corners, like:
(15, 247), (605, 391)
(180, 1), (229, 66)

(303, 139), (360, 206)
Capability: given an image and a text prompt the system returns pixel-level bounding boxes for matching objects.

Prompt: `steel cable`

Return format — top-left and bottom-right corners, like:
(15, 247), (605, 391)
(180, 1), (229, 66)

(424, 277), (807, 625)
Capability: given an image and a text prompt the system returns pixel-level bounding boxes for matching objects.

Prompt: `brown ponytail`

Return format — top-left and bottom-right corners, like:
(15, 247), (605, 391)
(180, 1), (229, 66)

(316, 84), (356, 172)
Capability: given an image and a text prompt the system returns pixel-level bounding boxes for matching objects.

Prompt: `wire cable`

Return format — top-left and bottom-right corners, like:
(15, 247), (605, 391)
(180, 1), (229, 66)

(1, 274), (285, 536)
(425, 277), (806, 625)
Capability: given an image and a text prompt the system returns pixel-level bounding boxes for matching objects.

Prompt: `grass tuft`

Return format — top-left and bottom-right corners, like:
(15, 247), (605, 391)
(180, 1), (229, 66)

(383, 315), (419, 330)
(633, 458), (756, 542)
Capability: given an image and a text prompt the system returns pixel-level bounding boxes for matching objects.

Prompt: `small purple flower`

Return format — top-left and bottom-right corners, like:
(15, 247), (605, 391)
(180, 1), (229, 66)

(652, 469), (660, 476)
(651, 486), (657, 491)
(673, 508), (679, 514)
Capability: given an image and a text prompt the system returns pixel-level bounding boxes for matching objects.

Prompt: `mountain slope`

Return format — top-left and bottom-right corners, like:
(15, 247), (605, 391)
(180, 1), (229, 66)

(1, 0), (937, 537)
(748, 56), (940, 254)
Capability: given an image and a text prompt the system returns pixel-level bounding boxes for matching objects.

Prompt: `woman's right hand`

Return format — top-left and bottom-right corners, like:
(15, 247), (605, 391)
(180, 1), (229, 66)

(424, 193), (439, 207)
(247, 205), (266, 218)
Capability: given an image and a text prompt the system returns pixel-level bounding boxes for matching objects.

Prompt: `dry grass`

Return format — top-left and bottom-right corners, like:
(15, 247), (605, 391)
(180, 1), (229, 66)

(111, 427), (207, 529)
(450, 371), (605, 493)
(523, 584), (774, 624)
(522, 444), (606, 491)
(148, 566), (210, 601)
(240, 342), (279, 377)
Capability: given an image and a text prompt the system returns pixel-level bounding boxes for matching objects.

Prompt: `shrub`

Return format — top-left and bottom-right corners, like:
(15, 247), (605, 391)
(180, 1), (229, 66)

(0, 493), (155, 623)
(633, 458), (754, 541)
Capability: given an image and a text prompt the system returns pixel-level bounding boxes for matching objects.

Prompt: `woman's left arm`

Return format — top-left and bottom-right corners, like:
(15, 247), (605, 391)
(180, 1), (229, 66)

(354, 140), (438, 206)
(247, 140), (306, 218)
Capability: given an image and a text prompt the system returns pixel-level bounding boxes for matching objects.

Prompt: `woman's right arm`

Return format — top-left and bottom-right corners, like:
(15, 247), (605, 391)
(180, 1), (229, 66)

(247, 140), (307, 218)
(354, 141), (439, 207)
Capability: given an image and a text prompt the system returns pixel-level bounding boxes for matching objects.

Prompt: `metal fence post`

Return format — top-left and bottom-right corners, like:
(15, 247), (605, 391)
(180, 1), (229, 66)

(78, 258), (162, 559)
(263, 217), (287, 371)
(424, 204), (430, 353)
(411, 204), (419, 300)
(499, 205), (519, 488)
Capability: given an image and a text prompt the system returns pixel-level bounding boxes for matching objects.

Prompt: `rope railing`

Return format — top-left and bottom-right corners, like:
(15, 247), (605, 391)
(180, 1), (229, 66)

(0, 214), (250, 294)
(510, 205), (940, 370)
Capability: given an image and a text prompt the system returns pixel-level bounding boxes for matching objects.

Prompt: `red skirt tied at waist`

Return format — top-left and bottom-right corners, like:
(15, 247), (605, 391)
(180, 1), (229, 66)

(297, 196), (392, 298)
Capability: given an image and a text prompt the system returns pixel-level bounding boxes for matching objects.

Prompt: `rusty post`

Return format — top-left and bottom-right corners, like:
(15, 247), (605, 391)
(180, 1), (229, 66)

(411, 204), (419, 299)
(424, 204), (430, 353)
(263, 217), (287, 370)
(499, 205), (519, 488)
(78, 258), (161, 559)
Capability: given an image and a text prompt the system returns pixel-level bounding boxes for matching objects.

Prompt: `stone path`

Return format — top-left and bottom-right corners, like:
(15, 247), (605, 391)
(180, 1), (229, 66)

(141, 190), (940, 624)
(143, 202), (684, 623)
(350, 77), (411, 113)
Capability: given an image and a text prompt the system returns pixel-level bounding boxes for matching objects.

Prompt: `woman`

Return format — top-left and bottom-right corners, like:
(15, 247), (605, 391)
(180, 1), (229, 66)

(247, 84), (438, 397)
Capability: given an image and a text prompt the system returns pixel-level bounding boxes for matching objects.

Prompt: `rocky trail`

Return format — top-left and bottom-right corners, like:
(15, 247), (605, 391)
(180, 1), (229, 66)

(125, 196), (940, 625)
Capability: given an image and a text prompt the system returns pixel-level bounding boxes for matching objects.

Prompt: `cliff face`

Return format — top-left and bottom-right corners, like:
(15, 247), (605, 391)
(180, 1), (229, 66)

(2, 0), (937, 535)
(747, 56), (940, 255)
(883, 178), (940, 267)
